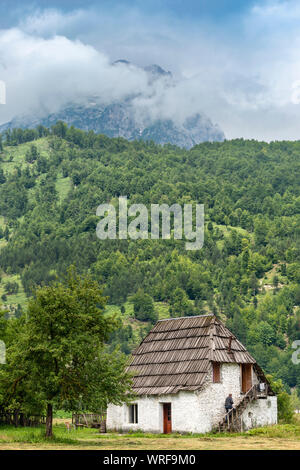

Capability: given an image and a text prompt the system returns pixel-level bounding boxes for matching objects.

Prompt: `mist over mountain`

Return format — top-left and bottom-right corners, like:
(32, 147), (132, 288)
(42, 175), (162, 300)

(0, 62), (224, 148)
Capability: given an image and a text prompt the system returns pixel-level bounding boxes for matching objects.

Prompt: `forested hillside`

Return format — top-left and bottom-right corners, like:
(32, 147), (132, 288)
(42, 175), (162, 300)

(0, 123), (299, 395)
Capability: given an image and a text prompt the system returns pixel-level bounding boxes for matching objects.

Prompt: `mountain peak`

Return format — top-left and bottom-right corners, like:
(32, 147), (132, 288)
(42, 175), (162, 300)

(0, 61), (224, 148)
(143, 64), (172, 78)
(113, 59), (131, 66)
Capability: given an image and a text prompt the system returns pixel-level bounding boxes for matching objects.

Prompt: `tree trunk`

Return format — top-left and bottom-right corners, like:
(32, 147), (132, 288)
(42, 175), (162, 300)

(45, 403), (53, 438)
(14, 410), (19, 427)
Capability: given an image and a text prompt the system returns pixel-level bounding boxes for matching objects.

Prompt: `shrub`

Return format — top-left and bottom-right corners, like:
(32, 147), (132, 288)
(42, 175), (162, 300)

(132, 289), (158, 323)
(267, 375), (295, 423)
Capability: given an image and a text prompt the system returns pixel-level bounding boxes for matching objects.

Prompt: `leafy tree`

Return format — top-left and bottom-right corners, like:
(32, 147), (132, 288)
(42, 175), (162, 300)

(169, 287), (195, 317)
(0, 267), (133, 437)
(51, 121), (67, 138)
(249, 273), (259, 296)
(254, 217), (268, 246)
(227, 311), (247, 345)
(248, 321), (276, 347)
(267, 376), (294, 423)
(290, 389), (300, 411)
(132, 288), (158, 323)
(0, 169), (5, 184)
(25, 144), (39, 163)
(4, 281), (19, 295)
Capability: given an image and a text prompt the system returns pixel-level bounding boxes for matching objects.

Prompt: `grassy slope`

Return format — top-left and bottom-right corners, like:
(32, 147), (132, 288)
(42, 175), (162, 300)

(0, 138), (72, 311)
(0, 273), (26, 312)
(0, 138), (50, 173)
(56, 173), (72, 202)
(0, 138), (293, 337)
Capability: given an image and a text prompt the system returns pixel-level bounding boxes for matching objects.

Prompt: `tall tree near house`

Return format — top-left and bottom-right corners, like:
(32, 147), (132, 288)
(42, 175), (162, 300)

(0, 266), (134, 437)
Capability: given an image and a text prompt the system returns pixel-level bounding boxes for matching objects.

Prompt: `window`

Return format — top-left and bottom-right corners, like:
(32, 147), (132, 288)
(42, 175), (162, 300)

(129, 404), (138, 423)
(212, 362), (221, 383)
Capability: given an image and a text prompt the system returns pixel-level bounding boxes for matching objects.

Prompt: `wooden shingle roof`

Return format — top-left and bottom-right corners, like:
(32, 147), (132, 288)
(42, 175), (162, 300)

(128, 314), (256, 395)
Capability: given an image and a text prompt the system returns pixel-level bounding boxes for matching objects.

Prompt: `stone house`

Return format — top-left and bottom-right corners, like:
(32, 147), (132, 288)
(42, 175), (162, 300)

(107, 314), (277, 434)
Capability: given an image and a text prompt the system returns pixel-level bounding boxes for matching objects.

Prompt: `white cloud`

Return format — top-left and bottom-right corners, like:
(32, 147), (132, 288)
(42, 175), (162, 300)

(0, 27), (150, 122)
(1, 3), (300, 140)
(19, 9), (85, 36)
(251, 0), (300, 21)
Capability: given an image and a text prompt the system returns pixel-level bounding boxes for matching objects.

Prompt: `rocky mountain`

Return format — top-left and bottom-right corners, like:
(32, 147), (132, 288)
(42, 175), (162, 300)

(0, 63), (225, 148)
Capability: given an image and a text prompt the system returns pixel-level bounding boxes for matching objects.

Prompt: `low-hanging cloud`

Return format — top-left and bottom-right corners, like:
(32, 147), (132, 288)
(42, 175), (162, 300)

(0, 20), (224, 131)
(1, 2), (300, 140)
(0, 27), (151, 122)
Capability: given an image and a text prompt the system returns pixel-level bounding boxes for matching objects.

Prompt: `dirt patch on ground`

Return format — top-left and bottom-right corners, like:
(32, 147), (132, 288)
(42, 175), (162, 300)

(0, 436), (299, 450)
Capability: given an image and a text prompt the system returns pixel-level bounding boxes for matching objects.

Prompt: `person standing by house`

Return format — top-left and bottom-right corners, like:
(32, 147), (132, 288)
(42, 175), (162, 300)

(225, 394), (233, 413)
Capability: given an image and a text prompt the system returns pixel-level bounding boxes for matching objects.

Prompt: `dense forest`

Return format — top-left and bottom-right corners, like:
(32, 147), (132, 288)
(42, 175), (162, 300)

(0, 123), (299, 398)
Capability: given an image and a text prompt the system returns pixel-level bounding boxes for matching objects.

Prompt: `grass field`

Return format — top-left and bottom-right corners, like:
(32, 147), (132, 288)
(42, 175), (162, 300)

(0, 422), (299, 450)
(55, 173), (72, 202)
(0, 138), (50, 173)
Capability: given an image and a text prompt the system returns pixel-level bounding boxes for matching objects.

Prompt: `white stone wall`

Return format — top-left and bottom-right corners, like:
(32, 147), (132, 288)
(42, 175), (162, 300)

(107, 391), (211, 434)
(201, 362), (242, 427)
(106, 363), (277, 433)
(241, 396), (277, 430)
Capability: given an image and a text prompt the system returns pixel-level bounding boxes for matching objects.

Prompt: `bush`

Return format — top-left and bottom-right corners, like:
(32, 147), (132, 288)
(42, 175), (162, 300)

(267, 375), (295, 423)
(4, 281), (19, 295)
(132, 289), (158, 323)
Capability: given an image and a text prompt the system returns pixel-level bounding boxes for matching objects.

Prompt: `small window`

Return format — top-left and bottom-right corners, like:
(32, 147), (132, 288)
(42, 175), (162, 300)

(129, 404), (138, 423)
(212, 362), (221, 383)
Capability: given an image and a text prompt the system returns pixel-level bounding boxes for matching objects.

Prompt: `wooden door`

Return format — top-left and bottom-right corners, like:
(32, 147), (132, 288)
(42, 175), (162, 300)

(241, 364), (252, 393)
(163, 403), (172, 434)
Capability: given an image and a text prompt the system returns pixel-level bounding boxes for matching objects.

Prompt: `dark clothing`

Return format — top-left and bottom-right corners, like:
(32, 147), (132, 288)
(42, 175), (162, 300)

(225, 396), (233, 410)
(225, 396), (234, 423)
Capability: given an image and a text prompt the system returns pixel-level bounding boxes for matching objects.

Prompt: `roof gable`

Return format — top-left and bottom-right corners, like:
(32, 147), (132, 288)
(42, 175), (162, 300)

(128, 314), (256, 395)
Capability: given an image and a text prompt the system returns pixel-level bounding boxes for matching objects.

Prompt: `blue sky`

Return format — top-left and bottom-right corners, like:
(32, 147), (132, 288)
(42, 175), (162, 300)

(1, 1), (300, 140)
(0, 1), (261, 25)
(0, 0), (261, 40)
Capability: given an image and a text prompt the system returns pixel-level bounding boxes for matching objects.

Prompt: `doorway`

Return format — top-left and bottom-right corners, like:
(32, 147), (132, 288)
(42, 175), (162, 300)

(163, 403), (172, 434)
(241, 364), (252, 393)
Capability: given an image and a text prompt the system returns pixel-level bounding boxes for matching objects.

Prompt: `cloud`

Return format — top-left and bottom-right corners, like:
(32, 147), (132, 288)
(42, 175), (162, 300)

(0, 26), (150, 122)
(0, 11), (223, 129)
(19, 8), (86, 36)
(251, 0), (300, 21)
(1, 3), (300, 140)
